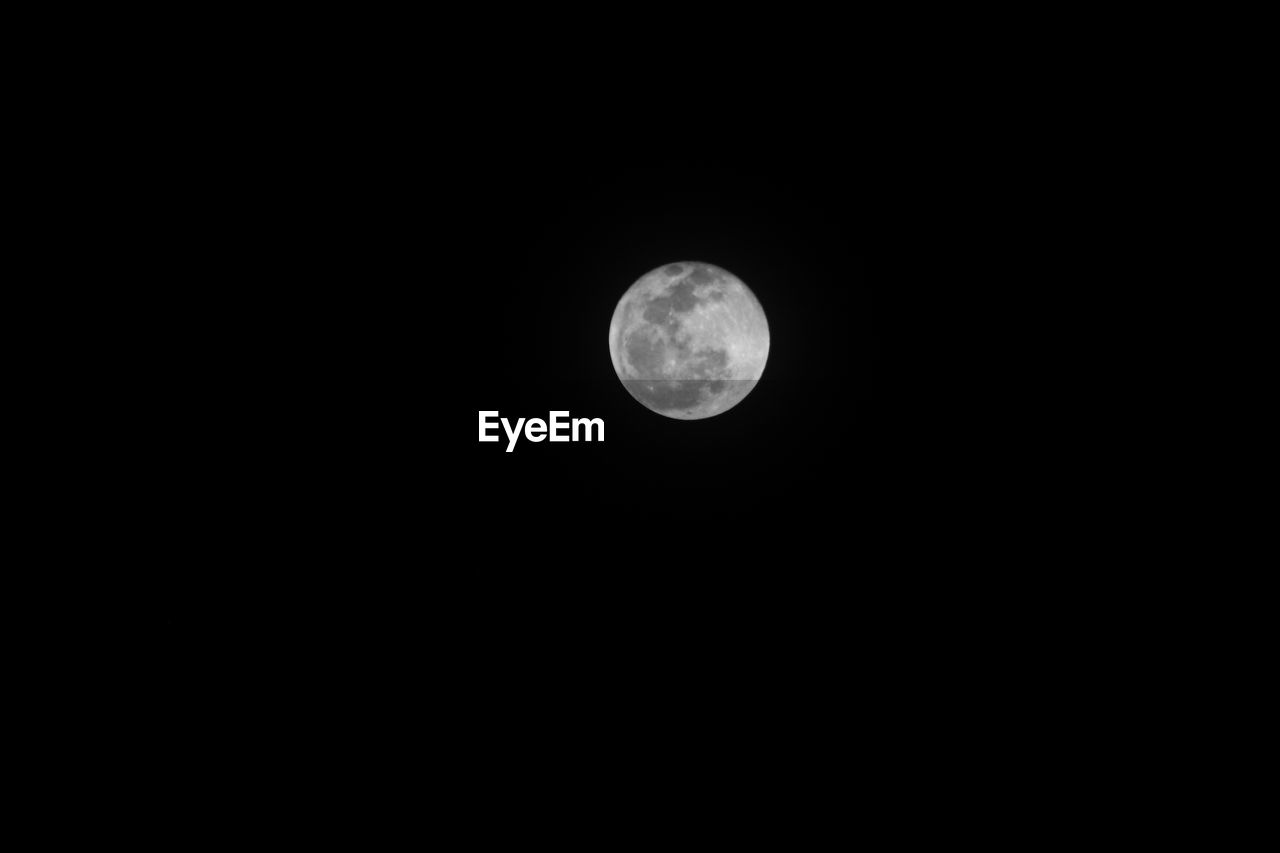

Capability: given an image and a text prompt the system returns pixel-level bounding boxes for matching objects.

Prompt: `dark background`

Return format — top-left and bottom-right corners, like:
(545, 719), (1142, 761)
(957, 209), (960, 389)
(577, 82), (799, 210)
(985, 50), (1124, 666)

(167, 56), (948, 632)
(128, 24), (1133, 810)
(150, 33), (1032, 719)
(168, 107), (926, 739)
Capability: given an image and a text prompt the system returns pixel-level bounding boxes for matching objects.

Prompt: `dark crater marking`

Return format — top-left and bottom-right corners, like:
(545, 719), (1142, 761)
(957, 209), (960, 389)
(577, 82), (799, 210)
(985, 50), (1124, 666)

(688, 265), (715, 285)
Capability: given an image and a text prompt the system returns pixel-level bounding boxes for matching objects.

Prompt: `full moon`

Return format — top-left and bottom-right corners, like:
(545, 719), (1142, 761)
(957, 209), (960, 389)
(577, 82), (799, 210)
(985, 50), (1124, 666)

(609, 262), (770, 420)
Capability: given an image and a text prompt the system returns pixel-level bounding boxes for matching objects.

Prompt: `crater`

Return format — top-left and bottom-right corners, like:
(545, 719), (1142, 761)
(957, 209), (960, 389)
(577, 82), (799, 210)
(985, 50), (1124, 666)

(668, 281), (700, 313)
(625, 331), (664, 376)
(692, 349), (729, 376)
(688, 265), (716, 285)
(642, 296), (672, 324)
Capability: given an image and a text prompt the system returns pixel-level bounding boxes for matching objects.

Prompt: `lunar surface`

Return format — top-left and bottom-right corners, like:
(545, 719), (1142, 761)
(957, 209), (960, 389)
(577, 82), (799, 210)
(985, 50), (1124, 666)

(609, 262), (769, 419)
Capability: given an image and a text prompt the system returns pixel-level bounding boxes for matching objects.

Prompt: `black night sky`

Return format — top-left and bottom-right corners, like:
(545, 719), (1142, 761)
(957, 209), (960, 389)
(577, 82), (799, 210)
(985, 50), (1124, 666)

(154, 42), (1004, 690)
(210, 77), (920, 594)
(138, 25), (1105, 791)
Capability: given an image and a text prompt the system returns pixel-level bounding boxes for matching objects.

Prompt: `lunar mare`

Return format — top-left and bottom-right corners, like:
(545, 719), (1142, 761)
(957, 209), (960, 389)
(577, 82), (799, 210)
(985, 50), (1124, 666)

(609, 262), (769, 419)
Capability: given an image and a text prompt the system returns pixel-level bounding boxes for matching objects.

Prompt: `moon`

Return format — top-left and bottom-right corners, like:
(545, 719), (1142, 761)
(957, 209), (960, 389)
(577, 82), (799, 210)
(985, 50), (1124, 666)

(609, 262), (770, 420)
